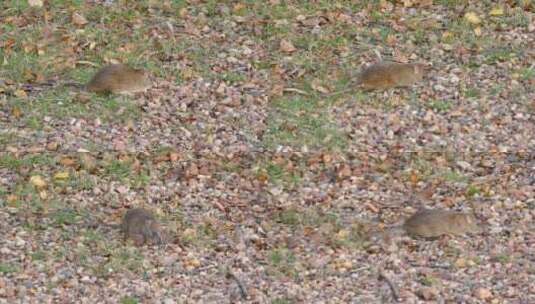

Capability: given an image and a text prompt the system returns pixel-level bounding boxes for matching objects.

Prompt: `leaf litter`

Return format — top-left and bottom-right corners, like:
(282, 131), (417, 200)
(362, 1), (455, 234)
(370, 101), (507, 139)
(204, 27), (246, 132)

(0, 1), (534, 303)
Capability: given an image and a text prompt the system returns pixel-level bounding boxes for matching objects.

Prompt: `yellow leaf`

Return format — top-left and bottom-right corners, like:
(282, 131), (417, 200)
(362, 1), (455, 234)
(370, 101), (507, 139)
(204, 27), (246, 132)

(54, 171), (70, 180)
(464, 12), (481, 25)
(39, 190), (48, 200)
(336, 229), (350, 240)
(233, 3), (246, 12)
(6, 194), (18, 204)
(11, 106), (22, 118)
(14, 89), (27, 98)
(442, 31), (454, 41)
(454, 258), (467, 268)
(30, 175), (47, 189)
(489, 7), (504, 16)
(473, 27), (482, 36)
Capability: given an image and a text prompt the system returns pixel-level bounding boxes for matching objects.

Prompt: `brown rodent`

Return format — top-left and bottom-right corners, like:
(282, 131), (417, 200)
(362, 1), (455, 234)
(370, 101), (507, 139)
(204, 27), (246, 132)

(373, 209), (481, 243)
(86, 64), (151, 94)
(325, 62), (428, 96)
(355, 62), (428, 90)
(402, 209), (481, 238)
(121, 208), (164, 246)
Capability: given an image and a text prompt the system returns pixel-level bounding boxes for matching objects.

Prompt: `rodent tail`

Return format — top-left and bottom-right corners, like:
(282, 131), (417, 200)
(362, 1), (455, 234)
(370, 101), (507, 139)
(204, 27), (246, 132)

(324, 80), (360, 97)
(385, 226), (406, 237)
(62, 81), (84, 89)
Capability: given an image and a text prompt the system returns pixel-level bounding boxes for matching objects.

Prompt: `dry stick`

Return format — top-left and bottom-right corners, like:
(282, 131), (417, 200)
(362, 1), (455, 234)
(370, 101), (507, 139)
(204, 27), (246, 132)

(283, 87), (309, 95)
(373, 49), (383, 61)
(409, 263), (451, 269)
(76, 60), (99, 67)
(378, 271), (400, 302)
(226, 268), (248, 300)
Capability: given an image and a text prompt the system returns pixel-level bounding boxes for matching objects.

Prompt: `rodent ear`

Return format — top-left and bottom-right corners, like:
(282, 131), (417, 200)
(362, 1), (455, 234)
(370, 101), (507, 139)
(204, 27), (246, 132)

(144, 220), (155, 232)
(417, 63), (431, 73)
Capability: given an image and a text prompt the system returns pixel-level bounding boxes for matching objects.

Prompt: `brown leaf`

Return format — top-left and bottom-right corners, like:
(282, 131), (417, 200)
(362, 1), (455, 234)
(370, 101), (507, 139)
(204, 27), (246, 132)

(46, 142), (58, 151)
(417, 287), (439, 300)
(311, 79), (330, 94)
(409, 170), (419, 185)
(169, 152), (180, 162)
(60, 156), (77, 167)
(73, 92), (91, 104)
(6, 194), (18, 205)
(337, 164), (352, 179)
(280, 39), (296, 53)
(185, 163), (199, 178)
(11, 106), (22, 119)
(72, 12), (88, 26)
(473, 288), (492, 300)
(79, 153), (97, 172)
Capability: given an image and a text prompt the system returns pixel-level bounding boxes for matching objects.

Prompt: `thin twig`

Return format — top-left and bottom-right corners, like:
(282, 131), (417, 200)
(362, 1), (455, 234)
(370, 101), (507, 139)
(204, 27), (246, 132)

(409, 263), (451, 269)
(378, 271), (400, 302)
(76, 60), (99, 67)
(373, 49), (383, 61)
(226, 268), (248, 300)
(283, 87), (309, 95)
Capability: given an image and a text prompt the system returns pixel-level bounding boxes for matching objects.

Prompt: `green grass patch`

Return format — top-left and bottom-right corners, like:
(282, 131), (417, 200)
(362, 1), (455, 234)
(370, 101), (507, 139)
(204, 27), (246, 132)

(271, 298), (295, 304)
(7, 90), (141, 129)
(268, 247), (297, 277)
(484, 47), (517, 64)
(263, 96), (347, 150)
(0, 153), (55, 170)
(120, 297), (140, 304)
(427, 99), (452, 112)
(101, 157), (149, 187)
(439, 169), (468, 183)
(0, 263), (19, 275)
(30, 250), (47, 262)
(49, 207), (82, 227)
(93, 246), (145, 277)
(518, 67), (534, 81)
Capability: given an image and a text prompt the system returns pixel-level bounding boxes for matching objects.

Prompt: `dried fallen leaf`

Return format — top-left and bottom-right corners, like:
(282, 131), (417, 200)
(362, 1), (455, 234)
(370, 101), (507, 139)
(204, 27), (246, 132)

(60, 157), (77, 167)
(464, 12), (481, 25)
(280, 39), (296, 53)
(46, 142), (58, 151)
(14, 89), (27, 98)
(6, 194), (18, 204)
(409, 170), (420, 185)
(489, 7), (504, 16)
(185, 257), (201, 269)
(337, 164), (351, 179)
(311, 79), (330, 94)
(71, 12), (88, 26)
(30, 175), (47, 189)
(169, 152), (180, 162)
(473, 288), (492, 300)
(11, 106), (22, 118)
(454, 258), (467, 268)
(39, 190), (48, 200)
(418, 287), (439, 300)
(73, 92), (91, 104)
(28, 0), (43, 8)
(53, 171), (70, 180)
